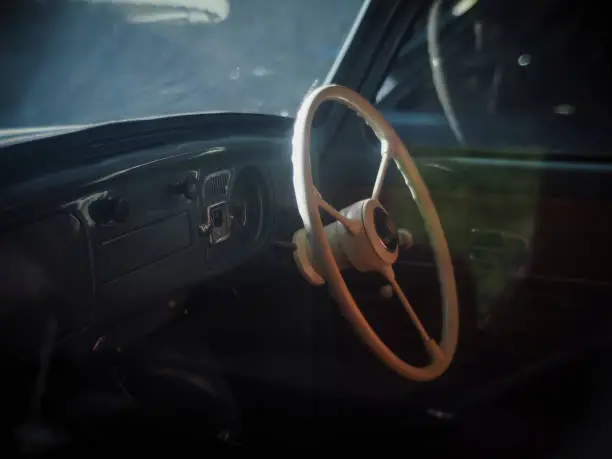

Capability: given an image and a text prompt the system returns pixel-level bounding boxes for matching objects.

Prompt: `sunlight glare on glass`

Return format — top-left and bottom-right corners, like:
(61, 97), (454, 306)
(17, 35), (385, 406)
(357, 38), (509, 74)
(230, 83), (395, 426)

(74, 0), (231, 24)
(452, 0), (478, 17)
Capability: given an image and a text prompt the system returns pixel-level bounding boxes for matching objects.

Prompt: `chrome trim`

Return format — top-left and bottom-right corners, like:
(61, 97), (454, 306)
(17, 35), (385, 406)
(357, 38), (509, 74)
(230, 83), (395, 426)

(202, 169), (232, 200)
(205, 200), (231, 244)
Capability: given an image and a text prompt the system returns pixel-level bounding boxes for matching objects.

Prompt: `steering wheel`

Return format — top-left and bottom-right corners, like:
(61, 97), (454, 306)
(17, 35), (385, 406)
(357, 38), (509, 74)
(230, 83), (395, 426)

(291, 85), (459, 381)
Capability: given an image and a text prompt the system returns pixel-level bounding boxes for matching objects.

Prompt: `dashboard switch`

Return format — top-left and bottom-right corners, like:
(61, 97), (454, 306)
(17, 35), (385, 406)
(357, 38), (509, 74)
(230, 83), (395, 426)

(211, 207), (224, 227)
(176, 174), (199, 200)
(206, 202), (230, 244)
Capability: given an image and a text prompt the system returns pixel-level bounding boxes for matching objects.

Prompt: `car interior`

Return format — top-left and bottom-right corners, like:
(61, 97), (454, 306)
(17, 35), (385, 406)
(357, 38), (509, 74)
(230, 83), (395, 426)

(2, 0), (612, 456)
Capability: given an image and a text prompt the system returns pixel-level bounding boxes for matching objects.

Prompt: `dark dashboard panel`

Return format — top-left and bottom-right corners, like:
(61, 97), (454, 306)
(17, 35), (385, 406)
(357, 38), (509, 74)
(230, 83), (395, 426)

(83, 146), (280, 321)
(97, 212), (193, 282)
(0, 114), (295, 351)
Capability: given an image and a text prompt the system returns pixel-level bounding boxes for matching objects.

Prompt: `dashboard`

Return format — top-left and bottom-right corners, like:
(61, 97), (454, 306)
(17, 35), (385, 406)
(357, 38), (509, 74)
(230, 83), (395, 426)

(0, 114), (297, 355)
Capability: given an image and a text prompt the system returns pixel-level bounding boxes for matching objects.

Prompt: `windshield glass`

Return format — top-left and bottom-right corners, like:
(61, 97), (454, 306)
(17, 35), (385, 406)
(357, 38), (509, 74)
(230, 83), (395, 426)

(375, 0), (612, 156)
(1, 0), (363, 129)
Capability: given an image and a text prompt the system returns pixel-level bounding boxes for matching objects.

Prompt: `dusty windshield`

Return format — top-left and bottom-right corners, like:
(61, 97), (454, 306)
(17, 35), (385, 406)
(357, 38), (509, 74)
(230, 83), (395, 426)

(0, 0), (363, 130)
(376, 0), (612, 155)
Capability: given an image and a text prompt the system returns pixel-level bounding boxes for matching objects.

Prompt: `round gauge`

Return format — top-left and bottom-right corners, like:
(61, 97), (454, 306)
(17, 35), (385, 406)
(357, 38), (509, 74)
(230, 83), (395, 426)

(229, 167), (266, 242)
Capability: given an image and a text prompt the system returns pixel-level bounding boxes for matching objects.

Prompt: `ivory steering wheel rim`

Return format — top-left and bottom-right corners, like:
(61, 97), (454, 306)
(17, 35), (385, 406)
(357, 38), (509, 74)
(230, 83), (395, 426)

(292, 85), (459, 381)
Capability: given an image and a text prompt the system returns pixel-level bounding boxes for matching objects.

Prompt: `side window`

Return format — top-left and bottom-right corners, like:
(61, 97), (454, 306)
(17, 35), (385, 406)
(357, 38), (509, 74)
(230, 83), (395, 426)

(376, 0), (612, 155)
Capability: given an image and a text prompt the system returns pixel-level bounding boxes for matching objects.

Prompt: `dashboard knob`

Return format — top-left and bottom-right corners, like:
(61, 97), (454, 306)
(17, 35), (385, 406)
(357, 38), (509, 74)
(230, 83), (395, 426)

(176, 174), (199, 200)
(111, 198), (130, 222)
(90, 197), (130, 225)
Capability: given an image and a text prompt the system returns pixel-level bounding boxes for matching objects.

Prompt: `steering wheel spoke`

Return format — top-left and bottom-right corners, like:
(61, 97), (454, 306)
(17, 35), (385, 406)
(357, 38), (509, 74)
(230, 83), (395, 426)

(315, 187), (360, 235)
(381, 267), (444, 363)
(425, 338), (445, 363)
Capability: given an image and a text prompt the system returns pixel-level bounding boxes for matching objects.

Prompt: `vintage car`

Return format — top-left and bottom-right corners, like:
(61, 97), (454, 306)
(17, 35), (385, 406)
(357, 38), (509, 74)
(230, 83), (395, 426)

(1, 0), (611, 455)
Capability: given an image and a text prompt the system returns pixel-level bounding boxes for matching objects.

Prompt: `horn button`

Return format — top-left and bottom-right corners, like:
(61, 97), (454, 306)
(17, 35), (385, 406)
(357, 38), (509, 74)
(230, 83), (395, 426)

(373, 207), (398, 252)
(322, 199), (399, 273)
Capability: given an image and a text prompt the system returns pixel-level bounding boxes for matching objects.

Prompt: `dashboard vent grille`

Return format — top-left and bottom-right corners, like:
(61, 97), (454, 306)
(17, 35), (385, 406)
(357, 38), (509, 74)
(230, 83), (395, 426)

(204, 170), (231, 201)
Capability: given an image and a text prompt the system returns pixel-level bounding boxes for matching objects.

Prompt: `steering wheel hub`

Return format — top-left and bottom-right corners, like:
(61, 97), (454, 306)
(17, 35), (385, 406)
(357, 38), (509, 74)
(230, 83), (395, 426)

(373, 207), (398, 252)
